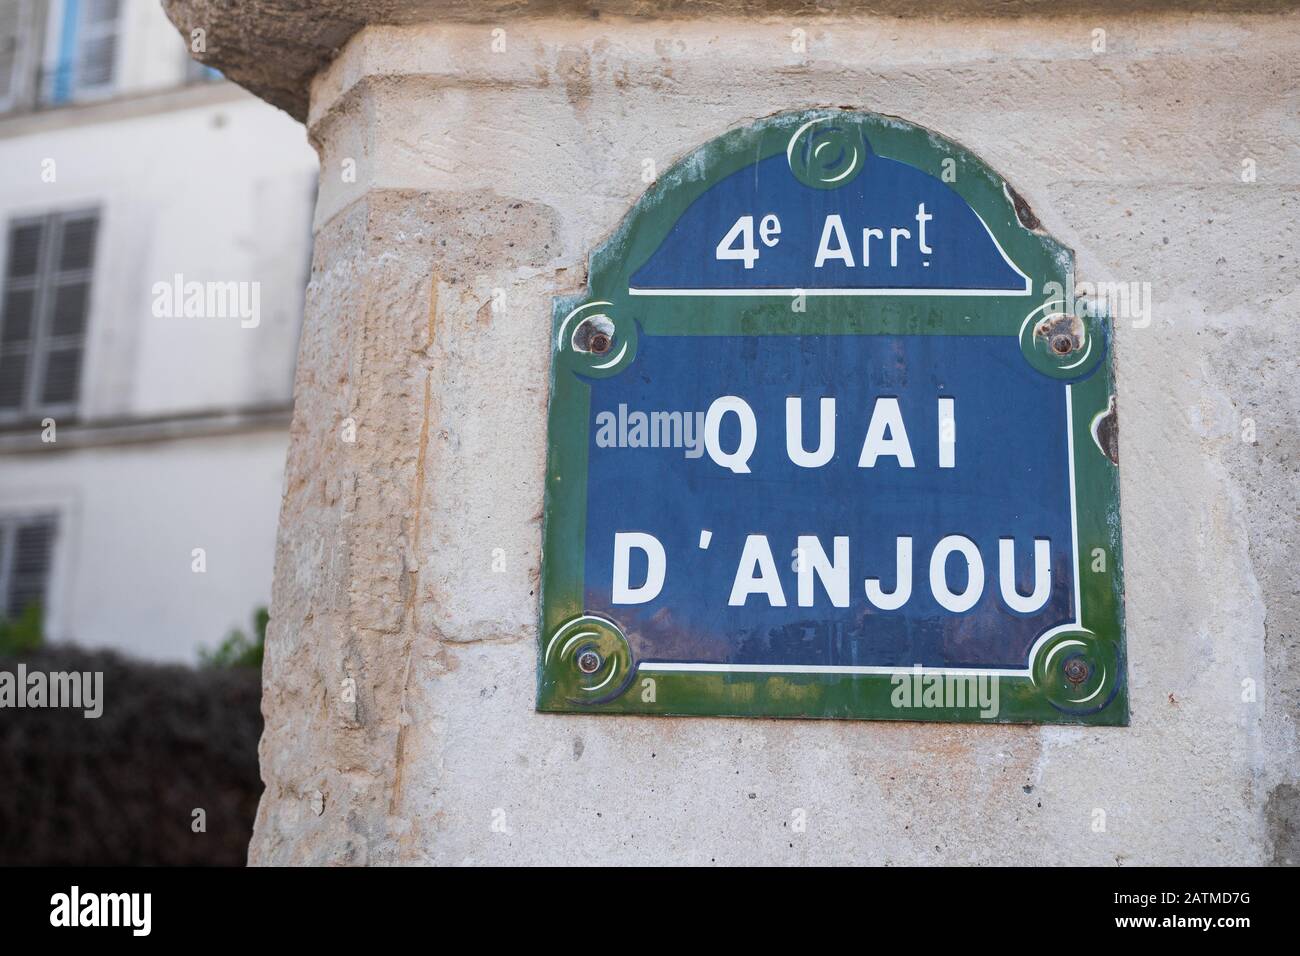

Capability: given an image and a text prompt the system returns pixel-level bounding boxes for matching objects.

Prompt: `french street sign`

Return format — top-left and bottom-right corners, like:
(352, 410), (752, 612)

(539, 110), (1127, 725)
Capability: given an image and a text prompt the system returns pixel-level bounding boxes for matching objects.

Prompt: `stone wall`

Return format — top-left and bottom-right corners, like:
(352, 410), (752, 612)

(235, 12), (1297, 864)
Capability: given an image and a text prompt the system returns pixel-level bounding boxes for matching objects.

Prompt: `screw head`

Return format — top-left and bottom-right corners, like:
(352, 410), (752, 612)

(589, 332), (611, 355)
(1050, 334), (1074, 355)
(577, 650), (602, 674)
(1063, 657), (1091, 685)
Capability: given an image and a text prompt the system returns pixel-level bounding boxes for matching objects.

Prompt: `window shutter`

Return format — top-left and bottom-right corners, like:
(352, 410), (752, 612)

(59, 217), (96, 271)
(40, 214), (97, 407)
(0, 219), (43, 412)
(6, 221), (41, 277)
(0, 353), (28, 409)
(39, 347), (83, 405)
(0, 1), (23, 104)
(84, 0), (120, 28)
(4, 516), (56, 619)
(0, 211), (96, 416)
(76, 0), (120, 92)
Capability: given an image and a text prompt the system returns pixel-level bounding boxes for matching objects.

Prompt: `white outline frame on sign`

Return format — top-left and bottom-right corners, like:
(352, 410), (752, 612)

(636, 382), (1088, 681)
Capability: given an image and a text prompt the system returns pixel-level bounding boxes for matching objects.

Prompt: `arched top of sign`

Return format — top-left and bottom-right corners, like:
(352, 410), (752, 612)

(579, 109), (1072, 313)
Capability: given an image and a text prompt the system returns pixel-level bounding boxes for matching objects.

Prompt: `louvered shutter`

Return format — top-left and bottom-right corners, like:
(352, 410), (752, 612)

(0, 211), (97, 416)
(76, 0), (119, 92)
(4, 516), (56, 619)
(0, 1), (24, 106)
(40, 214), (97, 407)
(0, 219), (43, 412)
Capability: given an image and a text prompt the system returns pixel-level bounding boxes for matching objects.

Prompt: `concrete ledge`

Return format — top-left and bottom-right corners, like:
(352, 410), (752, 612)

(0, 80), (250, 139)
(162, 0), (1300, 121)
(0, 406), (293, 454)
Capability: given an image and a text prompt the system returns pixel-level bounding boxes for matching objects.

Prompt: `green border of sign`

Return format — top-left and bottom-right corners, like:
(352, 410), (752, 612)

(538, 109), (1128, 725)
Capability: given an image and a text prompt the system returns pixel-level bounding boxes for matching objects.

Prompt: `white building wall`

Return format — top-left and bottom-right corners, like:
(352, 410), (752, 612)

(0, 428), (289, 660)
(117, 0), (192, 92)
(0, 0), (317, 661)
(0, 97), (316, 420)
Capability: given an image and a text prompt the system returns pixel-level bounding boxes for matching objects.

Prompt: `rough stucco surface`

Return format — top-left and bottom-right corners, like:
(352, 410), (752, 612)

(239, 13), (1297, 864)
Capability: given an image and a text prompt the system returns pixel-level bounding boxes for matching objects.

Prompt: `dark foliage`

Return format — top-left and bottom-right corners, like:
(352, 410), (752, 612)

(0, 646), (262, 866)
(199, 607), (268, 670)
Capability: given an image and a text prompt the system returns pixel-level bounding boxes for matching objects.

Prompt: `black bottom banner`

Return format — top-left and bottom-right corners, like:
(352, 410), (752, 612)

(0, 865), (1282, 941)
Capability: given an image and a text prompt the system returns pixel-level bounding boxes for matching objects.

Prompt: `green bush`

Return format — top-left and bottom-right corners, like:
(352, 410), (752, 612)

(199, 606), (268, 669)
(0, 604), (43, 657)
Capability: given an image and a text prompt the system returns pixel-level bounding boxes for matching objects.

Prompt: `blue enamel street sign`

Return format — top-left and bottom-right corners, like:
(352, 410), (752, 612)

(539, 110), (1128, 724)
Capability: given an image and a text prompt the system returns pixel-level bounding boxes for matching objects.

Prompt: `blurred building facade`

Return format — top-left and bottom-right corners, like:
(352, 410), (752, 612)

(0, 0), (316, 660)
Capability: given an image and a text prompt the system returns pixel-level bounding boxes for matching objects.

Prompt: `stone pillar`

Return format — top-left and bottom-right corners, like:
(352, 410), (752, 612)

(165, 1), (1299, 865)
